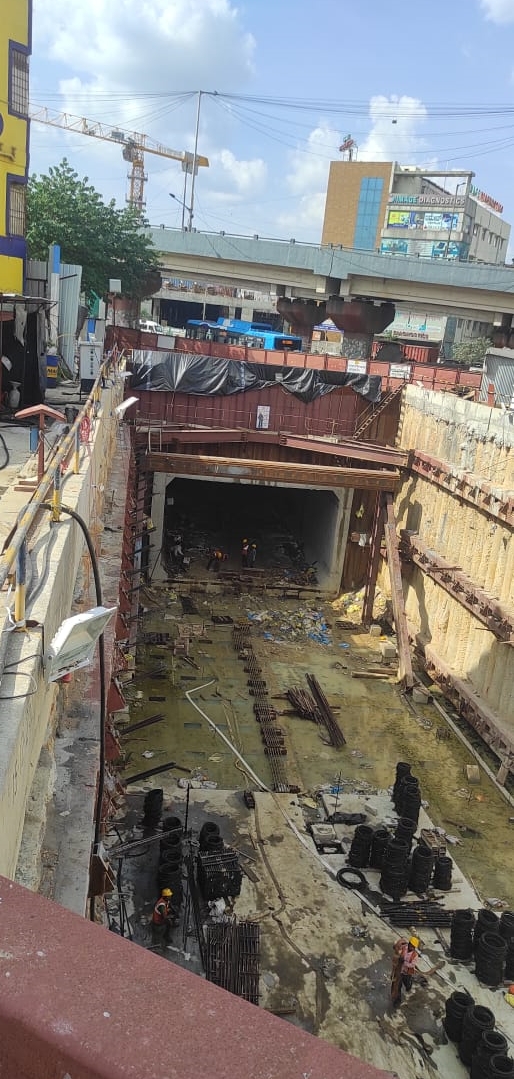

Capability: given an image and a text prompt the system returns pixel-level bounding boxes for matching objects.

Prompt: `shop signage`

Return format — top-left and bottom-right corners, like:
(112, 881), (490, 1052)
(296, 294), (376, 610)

(469, 185), (503, 214)
(390, 193), (465, 207)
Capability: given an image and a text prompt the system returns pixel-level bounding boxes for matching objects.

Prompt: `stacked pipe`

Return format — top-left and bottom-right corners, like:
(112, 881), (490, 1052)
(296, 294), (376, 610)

(409, 843), (435, 896)
(433, 855), (453, 891)
(392, 762), (411, 811)
(142, 788), (163, 829)
(158, 815), (184, 912)
(450, 908), (476, 962)
(369, 827), (390, 870)
(444, 989), (475, 1042)
(232, 623), (290, 793)
(459, 1004), (496, 1067)
(471, 1032), (509, 1079)
(379, 837), (410, 900)
(348, 825), (374, 868)
(500, 912), (514, 980)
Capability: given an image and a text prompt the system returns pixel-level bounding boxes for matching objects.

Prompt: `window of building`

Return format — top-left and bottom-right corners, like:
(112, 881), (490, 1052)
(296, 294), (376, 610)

(10, 48), (29, 116)
(9, 182), (26, 236)
(473, 224), (479, 236)
(353, 177), (384, 251)
(482, 227), (487, 241)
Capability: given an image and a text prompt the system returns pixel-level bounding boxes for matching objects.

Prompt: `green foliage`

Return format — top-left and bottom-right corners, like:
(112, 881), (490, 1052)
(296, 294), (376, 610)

(451, 335), (492, 366)
(26, 159), (161, 300)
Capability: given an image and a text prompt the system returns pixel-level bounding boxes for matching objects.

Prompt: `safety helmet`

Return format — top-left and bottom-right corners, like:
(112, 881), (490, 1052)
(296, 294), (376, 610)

(162, 888), (173, 897)
(409, 936), (420, 949)
(251, 543), (256, 548)
(243, 538), (248, 543)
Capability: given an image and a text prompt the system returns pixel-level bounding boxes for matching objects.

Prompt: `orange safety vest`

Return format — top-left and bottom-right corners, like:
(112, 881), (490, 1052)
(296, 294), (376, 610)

(152, 898), (170, 925)
(400, 943), (419, 975)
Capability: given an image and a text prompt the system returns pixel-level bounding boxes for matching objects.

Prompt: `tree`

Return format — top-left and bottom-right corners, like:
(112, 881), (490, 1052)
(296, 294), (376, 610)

(26, 159), (161, 301)
(451, 336), (491, 366)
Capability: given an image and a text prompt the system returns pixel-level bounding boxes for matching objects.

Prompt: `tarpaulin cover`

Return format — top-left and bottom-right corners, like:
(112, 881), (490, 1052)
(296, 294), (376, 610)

(131, 350), (382, 404)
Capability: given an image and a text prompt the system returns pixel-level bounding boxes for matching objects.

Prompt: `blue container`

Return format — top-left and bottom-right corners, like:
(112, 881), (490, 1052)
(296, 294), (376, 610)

(29, 427), (38, 453)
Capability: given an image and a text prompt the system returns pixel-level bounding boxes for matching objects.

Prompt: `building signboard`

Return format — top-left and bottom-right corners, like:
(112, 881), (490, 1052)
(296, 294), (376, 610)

(390, 193), (466, 207)
(469, 185), (503, 214)
(381, 239), (409, 255)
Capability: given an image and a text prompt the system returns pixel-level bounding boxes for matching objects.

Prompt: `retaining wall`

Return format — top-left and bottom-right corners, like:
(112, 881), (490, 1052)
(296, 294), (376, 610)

(394, 386), (514, 746)
(0, 385), (119, 879)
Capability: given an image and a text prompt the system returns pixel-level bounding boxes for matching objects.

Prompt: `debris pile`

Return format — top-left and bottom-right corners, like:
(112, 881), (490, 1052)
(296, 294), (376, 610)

(247, 607), (331, 645)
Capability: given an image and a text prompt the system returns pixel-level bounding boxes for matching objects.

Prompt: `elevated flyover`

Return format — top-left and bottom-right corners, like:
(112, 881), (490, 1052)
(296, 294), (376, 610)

(149, 226), (514, 323)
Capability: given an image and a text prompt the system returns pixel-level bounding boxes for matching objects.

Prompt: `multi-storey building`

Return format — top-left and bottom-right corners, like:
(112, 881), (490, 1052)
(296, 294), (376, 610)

(321, 161), (510, 266)
(0, 0), (31, 293)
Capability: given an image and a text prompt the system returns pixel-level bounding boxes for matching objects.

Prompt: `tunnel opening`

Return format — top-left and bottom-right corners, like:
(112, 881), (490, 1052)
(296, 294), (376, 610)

(158, 477), (352, 591)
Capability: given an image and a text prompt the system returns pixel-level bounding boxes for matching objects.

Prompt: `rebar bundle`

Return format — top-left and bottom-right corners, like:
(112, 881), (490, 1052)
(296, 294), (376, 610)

(380, 898), (453, 927)
(232, 624), (290, 792)
(306, 673), (346, 747)
(205, 918), (260, 1004)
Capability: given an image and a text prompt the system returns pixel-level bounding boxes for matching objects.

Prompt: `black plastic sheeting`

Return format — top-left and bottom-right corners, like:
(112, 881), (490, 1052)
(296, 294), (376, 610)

(131, 350), (381, 404)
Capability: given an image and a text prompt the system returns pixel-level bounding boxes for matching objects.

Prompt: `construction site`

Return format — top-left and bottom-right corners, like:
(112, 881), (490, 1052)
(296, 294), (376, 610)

(1, 304), (514, 1079)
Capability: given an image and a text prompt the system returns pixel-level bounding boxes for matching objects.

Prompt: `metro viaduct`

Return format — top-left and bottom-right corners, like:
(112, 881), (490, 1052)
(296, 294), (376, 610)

(149, 226), (514, 340)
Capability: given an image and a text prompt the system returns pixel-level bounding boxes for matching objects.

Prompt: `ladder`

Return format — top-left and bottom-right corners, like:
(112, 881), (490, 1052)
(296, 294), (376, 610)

(353, 383), (404, 439)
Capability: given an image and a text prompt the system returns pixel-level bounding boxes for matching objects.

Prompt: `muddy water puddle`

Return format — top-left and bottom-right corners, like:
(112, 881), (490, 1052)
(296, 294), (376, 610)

(120, 591), (514, 905)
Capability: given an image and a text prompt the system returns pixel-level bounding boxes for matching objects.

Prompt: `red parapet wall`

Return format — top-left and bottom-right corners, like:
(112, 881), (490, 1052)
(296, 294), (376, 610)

(0, 876), (391, 1079)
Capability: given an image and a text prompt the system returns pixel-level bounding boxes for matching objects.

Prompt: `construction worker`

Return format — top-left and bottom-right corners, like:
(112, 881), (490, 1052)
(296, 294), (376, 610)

(241, 539), (249, 568)
(391, 936), (420, 1008)
(249, 543), (257, 567)
(152, 888), (174, 947)
(207, 548), (227, 572)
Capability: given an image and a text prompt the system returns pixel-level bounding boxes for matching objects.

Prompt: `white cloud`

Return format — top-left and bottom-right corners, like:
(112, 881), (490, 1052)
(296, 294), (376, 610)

(216, 149), (267, 193)
(479, 0), (514, 22)
(359, 95), (428, 163)
(277, 123), (340, 239)
(33, 0), (256, 98)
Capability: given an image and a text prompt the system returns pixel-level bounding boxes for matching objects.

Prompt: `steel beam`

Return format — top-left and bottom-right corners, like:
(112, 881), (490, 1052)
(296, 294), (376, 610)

(382, 493), (414, 687)
(362, 494), (385, 626)
(401, 532), (514, 644)
(417, 640), (514, 760)
(410, 450), (514, 526)
(138, 425), (408, 468)
(146, 451), (399, 490)
(278, 434), (407, 468)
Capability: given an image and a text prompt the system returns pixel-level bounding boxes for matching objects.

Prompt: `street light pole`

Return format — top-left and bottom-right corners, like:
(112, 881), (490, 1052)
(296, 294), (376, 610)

(188, 90), (203, 232)
(170, 192), (192, 230)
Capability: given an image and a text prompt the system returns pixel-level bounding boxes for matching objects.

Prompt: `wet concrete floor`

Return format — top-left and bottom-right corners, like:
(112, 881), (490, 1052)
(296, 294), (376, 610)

(119, 587), (514, 906)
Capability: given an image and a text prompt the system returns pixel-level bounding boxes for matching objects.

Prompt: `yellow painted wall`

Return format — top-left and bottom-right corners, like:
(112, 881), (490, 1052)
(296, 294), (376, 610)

(0, 0), (31, 292)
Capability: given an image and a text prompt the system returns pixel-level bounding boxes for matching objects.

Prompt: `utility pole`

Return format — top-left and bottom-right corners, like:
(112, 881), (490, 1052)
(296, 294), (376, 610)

(188, 91), (203, 232)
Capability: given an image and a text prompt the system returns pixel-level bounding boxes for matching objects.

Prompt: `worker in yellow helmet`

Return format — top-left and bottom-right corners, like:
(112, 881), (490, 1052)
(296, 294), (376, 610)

(152, 887), (175, 948)
(391, 936), (420, 1009)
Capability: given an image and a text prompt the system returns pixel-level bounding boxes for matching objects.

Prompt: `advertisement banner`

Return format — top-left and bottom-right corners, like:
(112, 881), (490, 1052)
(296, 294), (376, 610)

(389, 363), (412, 379)
(387, 210), (411, 228)
(347, 359), (367, 374)
(381, 238), (409, 255)
(423, 211), (459, 231)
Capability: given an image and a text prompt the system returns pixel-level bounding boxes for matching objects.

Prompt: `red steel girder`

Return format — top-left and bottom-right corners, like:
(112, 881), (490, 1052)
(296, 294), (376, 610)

(138, 425), (407, 468)
(410, 450), (514, 527)
(401, 532), (514, 644)
(382, 493), (414, 688)
(146, 451), (399, 490)
(418, 640), (514, 761)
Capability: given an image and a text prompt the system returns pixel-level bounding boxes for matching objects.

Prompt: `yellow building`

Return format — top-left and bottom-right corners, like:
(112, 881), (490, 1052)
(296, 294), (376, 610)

(0, 0), (31, 293)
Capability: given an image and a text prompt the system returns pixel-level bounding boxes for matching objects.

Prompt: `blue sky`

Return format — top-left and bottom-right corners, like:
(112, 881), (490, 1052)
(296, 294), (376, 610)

(29, 0), (514, 246)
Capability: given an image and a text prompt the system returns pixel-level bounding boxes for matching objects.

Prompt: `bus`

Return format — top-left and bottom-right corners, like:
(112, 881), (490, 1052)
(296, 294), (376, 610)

(185, 317), (303, 352)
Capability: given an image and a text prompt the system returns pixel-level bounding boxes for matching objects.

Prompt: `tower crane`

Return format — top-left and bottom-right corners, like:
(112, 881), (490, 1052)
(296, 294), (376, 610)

(29, 105), (209, 213)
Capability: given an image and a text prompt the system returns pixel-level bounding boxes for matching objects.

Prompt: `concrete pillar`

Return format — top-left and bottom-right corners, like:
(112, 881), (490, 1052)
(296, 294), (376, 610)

(150, 472), (172, 581)
(276, 298), (326, 349)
